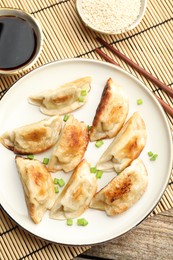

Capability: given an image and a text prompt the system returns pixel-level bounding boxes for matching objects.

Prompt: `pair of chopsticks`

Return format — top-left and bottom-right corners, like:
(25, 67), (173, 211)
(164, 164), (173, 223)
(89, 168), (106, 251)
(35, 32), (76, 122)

(96, 37), (173, 117)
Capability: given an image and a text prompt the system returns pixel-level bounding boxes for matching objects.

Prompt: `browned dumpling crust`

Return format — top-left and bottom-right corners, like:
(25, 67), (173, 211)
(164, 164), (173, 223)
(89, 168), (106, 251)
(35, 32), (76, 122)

(50, 159), (97, 220)
(48, 115), (89, 172)
(0, 115), (62, 154)
(28, 77), (91, 116)
(96, 112), (147, 173)
(90, 78), (129, 141)
(90, 159), (148, 216)
(15, 156), (56, 224)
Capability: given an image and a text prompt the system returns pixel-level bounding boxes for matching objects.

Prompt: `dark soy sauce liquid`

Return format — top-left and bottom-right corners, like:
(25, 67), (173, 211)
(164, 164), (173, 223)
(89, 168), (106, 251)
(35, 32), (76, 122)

(0, 16), (37, 70)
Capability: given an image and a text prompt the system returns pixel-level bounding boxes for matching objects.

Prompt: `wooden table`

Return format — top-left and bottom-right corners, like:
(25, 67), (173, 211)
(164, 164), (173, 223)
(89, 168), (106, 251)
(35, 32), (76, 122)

(76, 208), (173, 259)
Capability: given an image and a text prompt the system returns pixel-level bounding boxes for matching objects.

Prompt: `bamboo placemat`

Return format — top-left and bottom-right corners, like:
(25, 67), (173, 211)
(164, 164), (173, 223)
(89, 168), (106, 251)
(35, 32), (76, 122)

(0, 0), (173, 259)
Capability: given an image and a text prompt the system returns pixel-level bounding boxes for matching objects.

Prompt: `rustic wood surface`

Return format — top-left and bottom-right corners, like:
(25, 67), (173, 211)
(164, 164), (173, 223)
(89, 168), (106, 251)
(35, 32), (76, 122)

(75, 208), (173, 260)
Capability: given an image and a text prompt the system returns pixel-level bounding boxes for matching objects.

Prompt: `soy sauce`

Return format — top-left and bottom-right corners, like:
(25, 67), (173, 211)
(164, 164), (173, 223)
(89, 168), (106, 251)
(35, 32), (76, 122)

(0, 16), (37, 70)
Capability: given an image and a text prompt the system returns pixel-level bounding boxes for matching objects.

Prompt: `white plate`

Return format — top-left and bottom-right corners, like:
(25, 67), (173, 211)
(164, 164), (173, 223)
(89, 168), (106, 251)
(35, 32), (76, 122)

(0, 58), (172, 246)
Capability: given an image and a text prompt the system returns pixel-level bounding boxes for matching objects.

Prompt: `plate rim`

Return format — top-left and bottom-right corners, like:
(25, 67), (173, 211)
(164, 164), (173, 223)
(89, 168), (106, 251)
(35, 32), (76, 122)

(0, 58), (172, 246)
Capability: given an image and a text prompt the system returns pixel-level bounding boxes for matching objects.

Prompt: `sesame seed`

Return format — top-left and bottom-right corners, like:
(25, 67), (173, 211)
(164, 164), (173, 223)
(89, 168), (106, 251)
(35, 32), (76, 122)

(80, 0), (141, 33)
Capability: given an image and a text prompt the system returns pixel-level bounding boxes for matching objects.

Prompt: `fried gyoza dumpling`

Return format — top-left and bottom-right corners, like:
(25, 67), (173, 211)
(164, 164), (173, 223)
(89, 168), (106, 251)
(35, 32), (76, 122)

(28, 77), (91, 116)
(0, 115), (62, 154)
(90, 78), (129, 141)
(50, 159), (97, 220)
(96, 112), (147, 173)
(90, 159), (148, 216)
(48, 115), (89, 172)
(15, 156), (56, 224)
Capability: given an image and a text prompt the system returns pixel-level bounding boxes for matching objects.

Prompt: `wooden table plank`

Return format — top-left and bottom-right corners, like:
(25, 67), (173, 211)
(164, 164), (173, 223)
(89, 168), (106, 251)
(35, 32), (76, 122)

(75, 208), (173, 260)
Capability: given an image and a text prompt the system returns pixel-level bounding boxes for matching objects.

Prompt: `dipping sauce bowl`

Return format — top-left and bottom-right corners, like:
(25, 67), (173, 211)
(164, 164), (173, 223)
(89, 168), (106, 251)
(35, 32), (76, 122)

(0, 8), (43, 74)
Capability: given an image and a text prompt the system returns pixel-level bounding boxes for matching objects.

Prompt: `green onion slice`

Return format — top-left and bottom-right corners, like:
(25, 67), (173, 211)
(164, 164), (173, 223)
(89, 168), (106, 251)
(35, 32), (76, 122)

(78, 96), (84, 102)
(96, 170), (103, 179)
(87, 125), (92, 131)
(137, 99), (143, 105)
(77, 218), (88, 226)
(148, 151), (153, 157)
(66, 219), (73, 226)
(95, 140), (104, 148)
(150, 154), (158, 161)
(90, 167), (97, 173)
(27, 154), (34, 159)
(43, 157), (49, 165)
(58, 178), (65, 187)
(54, 178), (59, 184)
(81, 90), (87, 96)
(63, 114), (69, 122)
(54, 186), (59, 193)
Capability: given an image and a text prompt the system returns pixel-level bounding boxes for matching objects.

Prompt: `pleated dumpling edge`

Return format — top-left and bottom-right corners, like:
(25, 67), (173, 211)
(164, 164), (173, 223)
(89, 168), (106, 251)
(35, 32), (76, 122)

(28, 76), (92, 116)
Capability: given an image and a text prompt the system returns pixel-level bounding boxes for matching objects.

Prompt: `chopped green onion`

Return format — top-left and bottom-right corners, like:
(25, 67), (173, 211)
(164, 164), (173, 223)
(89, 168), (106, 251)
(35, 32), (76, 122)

(87, 125), (92, 131)
(27, 154), (34, 160)
(148, 151), (158, 161)
(78, 96), (84, 102)
(54, 186), (59, 193)
(63, 114), (69, 122)
(148, 151), (153, 157)
(90, 167), (97, 173)
(95, 140), (104, 148)
(54, 178), (65, 187)
(43, 157), (49, 165)
(67, 219), (73, 226)
(96, 170), (103, 179)
(77, 218), (88, 226)
(137, 99), (143, 105)
(54, 178), (59, 184)
(58, 178), (65, 187)
(150, 154), (158, 161)
(81, 90), (87, 96)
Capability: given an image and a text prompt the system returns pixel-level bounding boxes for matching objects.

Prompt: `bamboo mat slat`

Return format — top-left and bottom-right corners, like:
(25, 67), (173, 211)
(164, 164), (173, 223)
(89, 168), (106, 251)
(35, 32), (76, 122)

(0, 0), (173, 259)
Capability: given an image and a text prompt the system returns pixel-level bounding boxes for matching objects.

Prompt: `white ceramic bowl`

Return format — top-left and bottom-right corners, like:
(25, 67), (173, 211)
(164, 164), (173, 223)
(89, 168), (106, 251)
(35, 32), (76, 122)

(0, 8), (43, 74)
(76, 0), (147, 35)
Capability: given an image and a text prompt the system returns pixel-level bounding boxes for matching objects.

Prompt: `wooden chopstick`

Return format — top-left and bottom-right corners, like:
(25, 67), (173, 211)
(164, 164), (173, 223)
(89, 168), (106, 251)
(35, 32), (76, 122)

(95, 48), (120, 67)
(155, 96), (173, 117)
(96, 37), (173, 98)
(95, 48), (173, 117)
